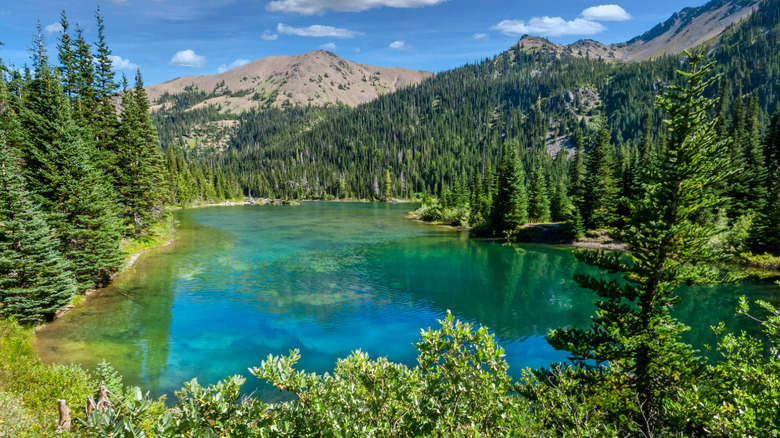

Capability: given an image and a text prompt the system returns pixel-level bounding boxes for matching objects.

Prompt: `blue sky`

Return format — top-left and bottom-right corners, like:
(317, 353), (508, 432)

(0, 0), (709, 85)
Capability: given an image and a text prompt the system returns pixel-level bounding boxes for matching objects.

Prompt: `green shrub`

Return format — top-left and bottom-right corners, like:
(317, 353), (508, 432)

(251, 312), (538, 436)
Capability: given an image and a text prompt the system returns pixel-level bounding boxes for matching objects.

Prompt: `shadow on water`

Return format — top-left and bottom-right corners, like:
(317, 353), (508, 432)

(36, 203), (777, 402)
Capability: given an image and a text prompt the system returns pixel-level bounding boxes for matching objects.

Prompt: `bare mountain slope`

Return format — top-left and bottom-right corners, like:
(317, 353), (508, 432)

(512, 0), (764, 62)
(619, 0), (764, 60)
(146, 50), (432, 112)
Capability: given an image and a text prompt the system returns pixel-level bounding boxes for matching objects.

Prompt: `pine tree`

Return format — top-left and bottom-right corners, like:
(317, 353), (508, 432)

(548, 53), (731, 435)
(469, 164), (488, 225)
(582, 123), (619, 228)
(0, 143), (75, 323)
(71, 19), (96, 128)
(748, 166), (780, 254)
(568, 129), (586, 216)
(549, 179), (571, 223)
(19, 42), (123, 291)
(56, 11), (77, 101)
(92, 7), (120, 171)
(764, 105), (780, 174)
(527, 155), (550, 222)
(724, 96), (767, 218)
(115, 70), (168, 236)
(489, 143), (527, 235)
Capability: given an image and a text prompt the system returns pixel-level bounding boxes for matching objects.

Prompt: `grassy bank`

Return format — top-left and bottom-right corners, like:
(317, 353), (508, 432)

(0, 318), (92, 437)
(119, 214), (177, 266)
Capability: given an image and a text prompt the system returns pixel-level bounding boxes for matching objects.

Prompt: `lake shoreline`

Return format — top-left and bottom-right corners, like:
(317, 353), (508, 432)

(406, 211), (628, 251)
(38, 221), (179, 329)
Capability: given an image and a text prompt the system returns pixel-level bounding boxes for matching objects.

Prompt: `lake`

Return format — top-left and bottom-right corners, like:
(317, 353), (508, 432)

(36, 202), (778, 401)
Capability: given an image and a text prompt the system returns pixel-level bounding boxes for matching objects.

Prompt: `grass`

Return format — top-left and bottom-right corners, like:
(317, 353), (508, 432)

(0, 319), (93, 437)
(120, 213), (177, 264)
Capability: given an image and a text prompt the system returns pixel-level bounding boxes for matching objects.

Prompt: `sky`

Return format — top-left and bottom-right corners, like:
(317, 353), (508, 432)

(0, 0), (711, 86)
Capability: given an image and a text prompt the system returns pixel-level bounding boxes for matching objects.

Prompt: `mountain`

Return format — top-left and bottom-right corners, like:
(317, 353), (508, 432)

(513, 0), (764, 61)
(145, 50), (433, 112)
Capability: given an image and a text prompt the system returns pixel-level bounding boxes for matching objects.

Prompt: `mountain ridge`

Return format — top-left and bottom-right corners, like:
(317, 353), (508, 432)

(145, 50), (433, 112)
(513, 0), (764, 61)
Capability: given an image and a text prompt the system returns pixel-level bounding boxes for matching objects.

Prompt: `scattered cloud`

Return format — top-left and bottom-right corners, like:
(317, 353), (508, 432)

(217, 58), (251, 73)
(320, 42), (337, 50)
(266, 0), (448, 15)
(389, 40), (412, 50)
(170, 49), (207, 68)
(491, 17), (606, 37)
(261, 29), (279, 40)
(44, 22), (64, 36)
(472, 33), (488, 40)
(277, 23), (363, 38)
(109, 55), (140, 70)
(581, 4), (631, 21)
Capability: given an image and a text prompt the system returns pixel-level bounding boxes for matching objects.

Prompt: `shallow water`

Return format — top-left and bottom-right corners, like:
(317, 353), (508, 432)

(36, 202), (779, 400)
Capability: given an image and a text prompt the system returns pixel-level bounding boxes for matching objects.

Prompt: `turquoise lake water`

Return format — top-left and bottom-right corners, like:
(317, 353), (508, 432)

(36, 202), (779, 400)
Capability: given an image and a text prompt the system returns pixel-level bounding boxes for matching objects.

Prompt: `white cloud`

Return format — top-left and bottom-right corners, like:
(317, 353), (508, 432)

(491, 17), (606, 37)
(44, 22), (64, 36)
(261, 29), (278, 40)
(389, 40), (410, 50)
(472, 33), (488, 40)
(320, 42), (337, 50)
(267, 0), (447, 15)
(217, 58), (251, 73)
(581, 4), (632, 21)
(109, 55), (140, 70)
(170, 49), (207, 68)
(277, 23), (363, 38)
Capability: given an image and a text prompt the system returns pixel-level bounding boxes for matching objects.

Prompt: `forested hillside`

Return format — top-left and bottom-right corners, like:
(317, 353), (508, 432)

(0, 10), (168, 322)
(161, 0), (778, 200)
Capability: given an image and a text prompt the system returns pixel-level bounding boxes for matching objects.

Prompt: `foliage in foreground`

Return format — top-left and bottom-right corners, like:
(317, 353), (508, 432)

(2, 296), (780, 437)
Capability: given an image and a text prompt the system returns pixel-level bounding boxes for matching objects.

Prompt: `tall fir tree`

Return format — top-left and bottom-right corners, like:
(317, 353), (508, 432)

(469, 164), (488, 225)
(0, 122), (75, 322)
(764, 105), (780, 174)
(527, 155), (550, 222)
(582, 123), (620, 228)
(92, 7), (120, 169)
(0, 150), (75, 323)
(548, 53), (732, 435)
(71, 19), (97, 128)
(568, 128), (586, 217)
(1, 58), (75, 322)
(489, 143), (528, 234)
(747, 166), (780, 254)
(114, 70), (168, 236)
(56, 11), (77, 101)
(724, 95), (767, 218)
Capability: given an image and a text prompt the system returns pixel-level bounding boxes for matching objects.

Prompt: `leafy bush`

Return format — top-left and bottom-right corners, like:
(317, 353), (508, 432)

(250, 312), (537, 436)
(418, 205), (442, 222)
